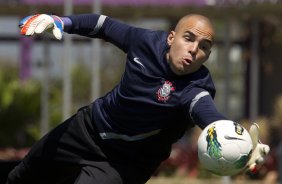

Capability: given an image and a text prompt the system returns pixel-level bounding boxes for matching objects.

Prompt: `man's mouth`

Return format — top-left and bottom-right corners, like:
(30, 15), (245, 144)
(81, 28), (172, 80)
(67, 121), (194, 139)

(182, 57), (192, 65)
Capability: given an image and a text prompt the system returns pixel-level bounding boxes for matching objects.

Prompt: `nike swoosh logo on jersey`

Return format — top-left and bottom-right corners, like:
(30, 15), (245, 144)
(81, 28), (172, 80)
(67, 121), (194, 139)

(133, 57), (145, 68)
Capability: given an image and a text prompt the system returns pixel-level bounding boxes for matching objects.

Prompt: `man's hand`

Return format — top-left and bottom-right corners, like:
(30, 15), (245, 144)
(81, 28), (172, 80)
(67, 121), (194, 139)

(19, 14), (64, 40)
(246, 123), (270, 173)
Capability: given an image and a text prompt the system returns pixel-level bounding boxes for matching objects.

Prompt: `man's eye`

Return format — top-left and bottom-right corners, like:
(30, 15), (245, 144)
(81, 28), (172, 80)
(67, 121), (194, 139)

(200, 44), (211, 51)
(201, 46), (207, 50)
(185, 37), (192, 41)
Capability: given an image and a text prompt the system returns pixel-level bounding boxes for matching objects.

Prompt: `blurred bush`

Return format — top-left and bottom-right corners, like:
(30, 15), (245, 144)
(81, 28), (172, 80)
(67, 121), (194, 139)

(0, 63), (40, 147)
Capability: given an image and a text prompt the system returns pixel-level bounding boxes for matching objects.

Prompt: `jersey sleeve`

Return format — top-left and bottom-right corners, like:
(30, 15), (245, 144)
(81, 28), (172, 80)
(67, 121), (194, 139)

(182, 88), (228, 129)
(65, 14), (147, 53)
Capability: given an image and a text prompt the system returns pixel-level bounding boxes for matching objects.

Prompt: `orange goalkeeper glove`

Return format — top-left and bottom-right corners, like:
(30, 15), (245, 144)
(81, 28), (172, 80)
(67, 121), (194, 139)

(19, 14), (64, 40)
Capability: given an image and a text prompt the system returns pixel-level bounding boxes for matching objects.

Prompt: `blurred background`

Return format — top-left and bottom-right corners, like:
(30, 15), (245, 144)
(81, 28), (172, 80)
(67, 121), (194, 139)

(0, 0), (282, 183)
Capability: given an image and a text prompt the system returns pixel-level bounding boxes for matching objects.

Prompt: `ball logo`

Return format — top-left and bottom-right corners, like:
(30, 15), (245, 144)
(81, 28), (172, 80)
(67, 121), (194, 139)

(156, 81), (175, 102)
(233, 122), (244, 135)
(206, 126), (222, 159)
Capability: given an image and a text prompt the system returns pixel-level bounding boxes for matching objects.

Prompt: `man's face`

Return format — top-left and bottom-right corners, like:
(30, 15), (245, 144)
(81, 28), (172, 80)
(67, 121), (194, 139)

(166, 15), (214, 76)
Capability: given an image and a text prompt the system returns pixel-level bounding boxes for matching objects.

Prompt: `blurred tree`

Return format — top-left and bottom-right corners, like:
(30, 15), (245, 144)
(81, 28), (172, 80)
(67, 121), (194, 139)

(0, 56), (124, 148)
(72, 64), (91, 108)
(26, 78), (63, 141)
(0, 63), (40, 148)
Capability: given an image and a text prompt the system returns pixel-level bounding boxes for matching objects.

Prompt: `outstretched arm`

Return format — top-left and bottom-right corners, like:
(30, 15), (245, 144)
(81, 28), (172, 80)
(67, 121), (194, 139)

(188, 89), (227, 129)
(19, 13), (147, 53)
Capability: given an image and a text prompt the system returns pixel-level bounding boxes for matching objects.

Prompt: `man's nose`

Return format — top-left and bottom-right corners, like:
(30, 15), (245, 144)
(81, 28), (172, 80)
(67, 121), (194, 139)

(189, 42), (199, 55)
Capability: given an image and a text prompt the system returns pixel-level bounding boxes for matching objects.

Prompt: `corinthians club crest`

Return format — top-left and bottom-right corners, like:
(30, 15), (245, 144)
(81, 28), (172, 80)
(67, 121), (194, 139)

(156, 80), (175, 102)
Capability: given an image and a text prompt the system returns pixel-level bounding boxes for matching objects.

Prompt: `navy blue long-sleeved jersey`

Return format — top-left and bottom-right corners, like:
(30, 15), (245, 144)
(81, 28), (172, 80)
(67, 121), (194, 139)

(66, 14), (227, 166)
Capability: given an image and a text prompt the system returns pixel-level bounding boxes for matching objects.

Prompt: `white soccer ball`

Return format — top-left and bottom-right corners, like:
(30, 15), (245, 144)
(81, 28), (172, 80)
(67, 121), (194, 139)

(198, 120), (253, 176)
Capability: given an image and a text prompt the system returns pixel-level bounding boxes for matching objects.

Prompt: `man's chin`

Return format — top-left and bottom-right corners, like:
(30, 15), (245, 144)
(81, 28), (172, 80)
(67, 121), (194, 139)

(174, 69), (190, 76)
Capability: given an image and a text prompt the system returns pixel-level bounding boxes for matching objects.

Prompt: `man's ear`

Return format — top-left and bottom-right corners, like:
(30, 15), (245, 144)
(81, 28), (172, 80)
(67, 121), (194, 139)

(167, 31), (175, 46)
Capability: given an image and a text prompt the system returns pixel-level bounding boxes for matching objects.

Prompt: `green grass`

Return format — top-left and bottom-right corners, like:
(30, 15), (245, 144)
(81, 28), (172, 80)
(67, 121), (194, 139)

(146, 177), (268, 184)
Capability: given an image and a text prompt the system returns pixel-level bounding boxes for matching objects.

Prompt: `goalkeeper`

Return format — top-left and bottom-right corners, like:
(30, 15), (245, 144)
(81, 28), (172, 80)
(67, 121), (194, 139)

(7, 13), (269, 184)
